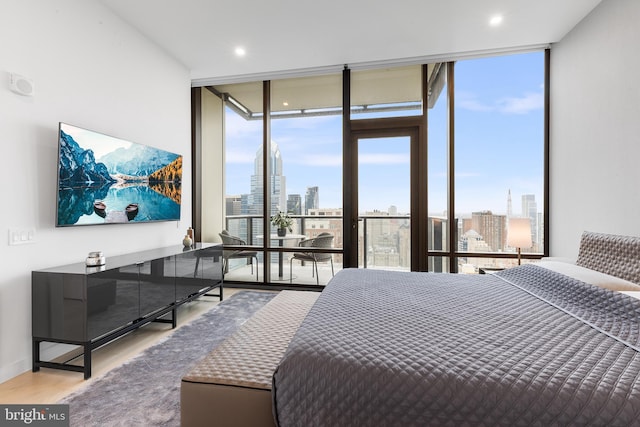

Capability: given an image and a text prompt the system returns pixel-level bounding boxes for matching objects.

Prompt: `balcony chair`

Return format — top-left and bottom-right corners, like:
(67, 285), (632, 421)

(218, 230), (259, 280)
(289, 232), (334, 285)
(192, 245), (223, 278)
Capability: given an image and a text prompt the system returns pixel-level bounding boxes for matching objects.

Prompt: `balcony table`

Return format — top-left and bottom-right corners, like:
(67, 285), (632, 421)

(257, 234), (306, 280)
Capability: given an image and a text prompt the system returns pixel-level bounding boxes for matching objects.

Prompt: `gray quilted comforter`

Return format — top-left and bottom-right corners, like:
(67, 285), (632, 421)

(272, 265), (640, 426)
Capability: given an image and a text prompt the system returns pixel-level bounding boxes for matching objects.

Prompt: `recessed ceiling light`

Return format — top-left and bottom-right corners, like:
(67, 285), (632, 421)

(489, 15), (503, 26)
(234, 47), (246, 57)
(283, 101), (289, 107)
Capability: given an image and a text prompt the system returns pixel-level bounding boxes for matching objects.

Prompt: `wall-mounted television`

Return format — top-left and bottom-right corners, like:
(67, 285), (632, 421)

(56, 122), (183, 226)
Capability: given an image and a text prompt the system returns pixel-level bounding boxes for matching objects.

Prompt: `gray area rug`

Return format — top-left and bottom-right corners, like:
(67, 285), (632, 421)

(60, 291), (277, 427)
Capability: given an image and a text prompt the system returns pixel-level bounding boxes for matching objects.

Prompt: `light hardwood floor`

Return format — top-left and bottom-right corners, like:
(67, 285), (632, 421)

(0, 289), (244, 404)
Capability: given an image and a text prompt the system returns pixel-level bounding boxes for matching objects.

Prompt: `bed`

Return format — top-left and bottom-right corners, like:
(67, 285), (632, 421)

(272, 231), (640, 426)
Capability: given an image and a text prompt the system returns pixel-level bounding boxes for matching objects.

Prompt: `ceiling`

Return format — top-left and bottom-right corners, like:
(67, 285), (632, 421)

(99, 0), (601, 85)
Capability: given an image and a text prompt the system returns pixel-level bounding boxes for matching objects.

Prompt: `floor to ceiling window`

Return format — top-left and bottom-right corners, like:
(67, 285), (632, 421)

(349, 65), (421, 271)
(210, 75), (343, 286)
(427, 63), (450, 272)
(213, 81), (264, 281)
(269, 75), (343, 285)
(193, 50), (548, 285)
(454, 51), (545, 272)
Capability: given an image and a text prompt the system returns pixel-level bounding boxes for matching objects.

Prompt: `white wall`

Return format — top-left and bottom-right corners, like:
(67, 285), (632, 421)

(0, 0), (191, 383)
(550, 0), (640, 258)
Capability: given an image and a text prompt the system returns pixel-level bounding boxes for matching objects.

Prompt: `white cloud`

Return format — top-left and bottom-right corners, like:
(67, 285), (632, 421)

(457, 94), (494, 112)
(224, 114), (262, 139)
(359, 153), (410, 165)
(297, 154), (342, 167)
(457, 89), (544, 115)
(290, 152), (410, 167)
(226, 148), (256, 164)
(497, 92), (544, 115)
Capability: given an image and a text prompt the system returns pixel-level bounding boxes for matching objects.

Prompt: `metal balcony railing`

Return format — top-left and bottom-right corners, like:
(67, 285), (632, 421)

(222, 214), (542, 275)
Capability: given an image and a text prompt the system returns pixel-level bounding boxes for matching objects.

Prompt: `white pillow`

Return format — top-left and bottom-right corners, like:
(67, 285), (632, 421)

(540, 256), (577, 264)
(537, 260), (640, 292)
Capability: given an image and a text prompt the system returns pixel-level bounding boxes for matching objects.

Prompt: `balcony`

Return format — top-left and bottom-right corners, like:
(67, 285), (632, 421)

(219, 214), (541, 285)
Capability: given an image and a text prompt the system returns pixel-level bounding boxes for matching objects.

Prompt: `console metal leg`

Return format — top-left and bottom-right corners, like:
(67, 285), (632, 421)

(84, 343), (92, 379)
(32, 338), (41, 372)
(172, 307), (177, 328)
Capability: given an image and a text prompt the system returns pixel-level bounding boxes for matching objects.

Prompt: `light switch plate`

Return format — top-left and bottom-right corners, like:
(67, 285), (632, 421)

(8, 228), (36, 245)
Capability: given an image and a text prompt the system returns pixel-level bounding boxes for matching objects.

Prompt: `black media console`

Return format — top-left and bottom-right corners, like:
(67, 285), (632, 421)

(31, 243), (223, 379)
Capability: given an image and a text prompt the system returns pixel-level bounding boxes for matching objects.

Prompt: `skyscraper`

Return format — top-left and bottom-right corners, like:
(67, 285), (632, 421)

(471, 210), (507, 252)
(305, 186), (319, 214)
(249, 142), (287, 237)
(249, 142), (287, 213)
(225, 195), (243, 216)
(522, 194), (538, 248)
(521, 194), (537, 220)
(225, 195), (243, 237)
(287, 194), (302, 215)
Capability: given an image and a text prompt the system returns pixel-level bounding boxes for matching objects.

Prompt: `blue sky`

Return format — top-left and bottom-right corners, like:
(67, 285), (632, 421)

(225, 51), (544, 217)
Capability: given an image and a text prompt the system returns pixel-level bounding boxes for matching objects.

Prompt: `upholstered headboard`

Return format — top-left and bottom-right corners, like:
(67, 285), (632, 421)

(575, 231), (640, 285)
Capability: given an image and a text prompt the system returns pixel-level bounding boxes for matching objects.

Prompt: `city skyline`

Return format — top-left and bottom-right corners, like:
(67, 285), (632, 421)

(226, 143), (539, 224)
(225, 51), (544, 218)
